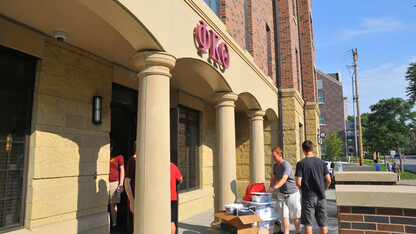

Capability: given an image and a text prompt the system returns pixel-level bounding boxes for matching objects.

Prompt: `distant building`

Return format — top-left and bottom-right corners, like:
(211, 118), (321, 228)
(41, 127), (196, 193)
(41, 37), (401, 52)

(346, 120), (357, 157)
(317, 70), (346, 158)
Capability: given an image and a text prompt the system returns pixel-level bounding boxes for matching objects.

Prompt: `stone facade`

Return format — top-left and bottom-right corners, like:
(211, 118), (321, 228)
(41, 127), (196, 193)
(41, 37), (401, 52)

(27, 38), (111, 231)
(235, 113), (278, 198)
(281, 89), (304, 169)
(305, 102), (321, 157)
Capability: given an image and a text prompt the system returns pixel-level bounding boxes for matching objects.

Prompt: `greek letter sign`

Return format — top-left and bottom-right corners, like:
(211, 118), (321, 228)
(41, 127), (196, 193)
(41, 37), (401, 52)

(195, 20), (230, 69)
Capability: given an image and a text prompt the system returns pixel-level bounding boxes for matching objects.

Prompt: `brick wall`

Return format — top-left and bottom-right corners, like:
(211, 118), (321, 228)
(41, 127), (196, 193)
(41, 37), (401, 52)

(221, 0), (276, 82)
(278, 0), (301, 92)
(318, 71), (346, 145)
(298, 0), (317, 103)
(338, 206), (416, 233)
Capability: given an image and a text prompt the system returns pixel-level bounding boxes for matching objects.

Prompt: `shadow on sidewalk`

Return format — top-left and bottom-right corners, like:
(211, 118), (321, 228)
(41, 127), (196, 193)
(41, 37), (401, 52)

(178, 223), (210, 234)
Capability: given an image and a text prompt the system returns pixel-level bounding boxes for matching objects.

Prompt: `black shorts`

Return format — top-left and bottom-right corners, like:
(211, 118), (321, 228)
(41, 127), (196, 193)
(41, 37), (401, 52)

(171, 200), (178, 222)
(301, 196), (327, 227)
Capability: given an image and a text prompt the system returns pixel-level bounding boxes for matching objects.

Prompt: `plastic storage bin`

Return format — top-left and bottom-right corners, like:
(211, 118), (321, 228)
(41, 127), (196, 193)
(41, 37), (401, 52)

(251, 192), (272, 202)
(239, 200), (277, 220)
(257, 218), (277, 234)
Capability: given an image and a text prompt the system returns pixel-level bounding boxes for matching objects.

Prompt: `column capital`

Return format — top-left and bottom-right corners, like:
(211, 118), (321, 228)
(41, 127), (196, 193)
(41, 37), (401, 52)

(213, 92), (238, 108)
(133, 51), (176, 78)
(246, 109), (266, 120)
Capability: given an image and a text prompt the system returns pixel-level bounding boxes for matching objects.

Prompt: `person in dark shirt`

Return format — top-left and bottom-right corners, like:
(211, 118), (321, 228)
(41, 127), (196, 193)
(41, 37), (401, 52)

(295, 140), (331, 234)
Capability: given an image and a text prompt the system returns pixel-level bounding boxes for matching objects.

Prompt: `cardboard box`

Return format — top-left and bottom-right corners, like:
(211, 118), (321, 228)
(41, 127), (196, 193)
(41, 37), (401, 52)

(214, 211), (262, 234)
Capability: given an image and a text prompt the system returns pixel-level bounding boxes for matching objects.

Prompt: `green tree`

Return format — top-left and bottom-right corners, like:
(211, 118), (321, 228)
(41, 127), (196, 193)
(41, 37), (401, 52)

(364, 98), (416, 171)
(323, 131), (343, 162)
(405, 62), (416, 103)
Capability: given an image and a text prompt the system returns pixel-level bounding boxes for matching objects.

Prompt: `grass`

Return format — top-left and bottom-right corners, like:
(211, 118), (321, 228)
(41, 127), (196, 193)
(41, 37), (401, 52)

(361, 159), (416, 180)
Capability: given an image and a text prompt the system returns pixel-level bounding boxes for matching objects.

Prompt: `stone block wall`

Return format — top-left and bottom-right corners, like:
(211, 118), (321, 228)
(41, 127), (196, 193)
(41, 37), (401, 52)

(338, 206), (416, 233)
(281, 89), (304, 169)
(305, 102), (320, 157)
(235, 113), (278, 198)
(264, 119), (278, 181)
(27, 38), (112, 230)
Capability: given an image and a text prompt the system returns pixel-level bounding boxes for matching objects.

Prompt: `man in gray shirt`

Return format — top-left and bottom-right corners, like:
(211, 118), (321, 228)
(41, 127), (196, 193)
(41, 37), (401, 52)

(268, 147), (301, 234)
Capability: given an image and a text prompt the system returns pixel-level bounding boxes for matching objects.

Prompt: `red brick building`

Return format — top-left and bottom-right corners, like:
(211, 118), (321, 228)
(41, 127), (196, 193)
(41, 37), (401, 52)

(317, 70), (347, 157)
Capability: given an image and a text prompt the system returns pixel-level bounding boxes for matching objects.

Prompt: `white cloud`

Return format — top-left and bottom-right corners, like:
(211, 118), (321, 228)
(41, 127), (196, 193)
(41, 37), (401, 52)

(337, 17), (404, 40)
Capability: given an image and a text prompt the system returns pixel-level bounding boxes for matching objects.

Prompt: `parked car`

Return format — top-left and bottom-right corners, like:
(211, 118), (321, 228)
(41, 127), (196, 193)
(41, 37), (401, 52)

(325, 161), (333, 175)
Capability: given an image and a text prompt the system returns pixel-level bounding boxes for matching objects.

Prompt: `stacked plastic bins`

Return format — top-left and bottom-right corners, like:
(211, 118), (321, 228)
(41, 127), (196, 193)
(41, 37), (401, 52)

(240, 192), (277, 234)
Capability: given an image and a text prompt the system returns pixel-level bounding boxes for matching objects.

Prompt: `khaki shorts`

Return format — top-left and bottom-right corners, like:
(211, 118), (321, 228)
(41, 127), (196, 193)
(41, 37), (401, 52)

(278, 191), (301, 219)
(109, 181), (120, 204)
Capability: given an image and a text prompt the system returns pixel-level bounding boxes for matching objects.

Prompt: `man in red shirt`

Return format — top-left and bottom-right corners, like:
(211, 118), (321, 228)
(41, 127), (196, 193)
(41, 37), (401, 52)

(109, 140), (125, 228)
(171, 162), (183, 234)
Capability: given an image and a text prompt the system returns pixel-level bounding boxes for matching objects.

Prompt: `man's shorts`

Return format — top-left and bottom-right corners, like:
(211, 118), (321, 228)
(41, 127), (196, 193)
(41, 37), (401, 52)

(277, 191), (301, 219)
(171, 200), (178, 222)
(109, 181), (120, 204)
(301, 196), (327, 227)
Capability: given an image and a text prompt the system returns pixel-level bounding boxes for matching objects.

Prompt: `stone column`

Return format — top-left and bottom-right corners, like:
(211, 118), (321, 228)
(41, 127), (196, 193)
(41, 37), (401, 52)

(247, 110), (266, 184)
(132, 51), (176, 234)
(213, 92), (238, 215)
(305, 102), (321, 157)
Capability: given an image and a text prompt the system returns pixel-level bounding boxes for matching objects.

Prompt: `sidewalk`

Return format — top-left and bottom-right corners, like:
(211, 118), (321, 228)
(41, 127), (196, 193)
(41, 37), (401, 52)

(178, 189), (339, 234)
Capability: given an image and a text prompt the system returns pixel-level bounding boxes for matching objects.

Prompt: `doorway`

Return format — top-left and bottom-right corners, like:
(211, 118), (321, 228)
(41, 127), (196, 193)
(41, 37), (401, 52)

(0, 46), (36, 232)
(110, 83), (137, 233)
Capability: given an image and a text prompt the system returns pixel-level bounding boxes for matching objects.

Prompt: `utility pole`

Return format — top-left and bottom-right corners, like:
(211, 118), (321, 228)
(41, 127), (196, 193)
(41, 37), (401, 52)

(353, 48), (364, 165)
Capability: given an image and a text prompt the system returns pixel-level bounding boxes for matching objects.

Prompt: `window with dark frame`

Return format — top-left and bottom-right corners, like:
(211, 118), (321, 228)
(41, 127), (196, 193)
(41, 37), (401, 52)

(170, 106), (200, 192)
(318, 91), (324, 103)
(0, 46), (36, 232)
(319, 113), (326, 125)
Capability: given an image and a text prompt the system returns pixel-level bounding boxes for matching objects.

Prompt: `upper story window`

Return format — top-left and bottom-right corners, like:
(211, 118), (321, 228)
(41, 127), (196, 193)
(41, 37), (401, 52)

(317, 80), (323, 89)
(318, 92), (324, 103)
(319, 113), (326, 125)
(204, 0), (220, 18)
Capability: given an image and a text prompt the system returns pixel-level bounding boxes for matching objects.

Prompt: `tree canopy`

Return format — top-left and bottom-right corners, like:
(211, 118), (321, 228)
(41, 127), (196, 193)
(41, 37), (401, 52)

(323, 130), (343, 162)
(405, 62), (416, 103)
(363, 98), (415, 171)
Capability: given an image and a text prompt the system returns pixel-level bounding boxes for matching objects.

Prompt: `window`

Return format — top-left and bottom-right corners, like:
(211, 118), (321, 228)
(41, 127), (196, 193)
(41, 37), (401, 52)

(204, 0), (220, 18)
(317, 80), (323, 89)
(0, 46), (36, 231)
(319, 113), (326, 125)
(318, 92), (324, 103)
(170, 106), (200, 192)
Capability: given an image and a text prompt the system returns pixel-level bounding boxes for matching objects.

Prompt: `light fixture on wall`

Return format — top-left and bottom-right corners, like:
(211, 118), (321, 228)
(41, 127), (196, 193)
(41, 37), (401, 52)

(92, 96), (103, 124)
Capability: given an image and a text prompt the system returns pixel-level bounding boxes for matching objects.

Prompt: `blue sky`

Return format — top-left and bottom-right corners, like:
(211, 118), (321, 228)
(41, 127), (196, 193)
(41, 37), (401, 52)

(312, 0), (416, 114)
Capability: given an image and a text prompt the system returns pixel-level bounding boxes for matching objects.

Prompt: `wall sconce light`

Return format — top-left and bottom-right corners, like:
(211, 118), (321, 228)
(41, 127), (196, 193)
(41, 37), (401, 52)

(92, 96), (102, 124)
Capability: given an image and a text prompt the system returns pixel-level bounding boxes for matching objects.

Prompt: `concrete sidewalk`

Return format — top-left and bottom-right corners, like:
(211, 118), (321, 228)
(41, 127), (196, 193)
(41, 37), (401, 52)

(178, 189), (339, 234)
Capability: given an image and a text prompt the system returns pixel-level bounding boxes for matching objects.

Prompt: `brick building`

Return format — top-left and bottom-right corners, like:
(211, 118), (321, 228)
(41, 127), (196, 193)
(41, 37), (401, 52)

(0, 0), (319, 233)
(278, 0), (321, 165)
(317, 70), (347, 157)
